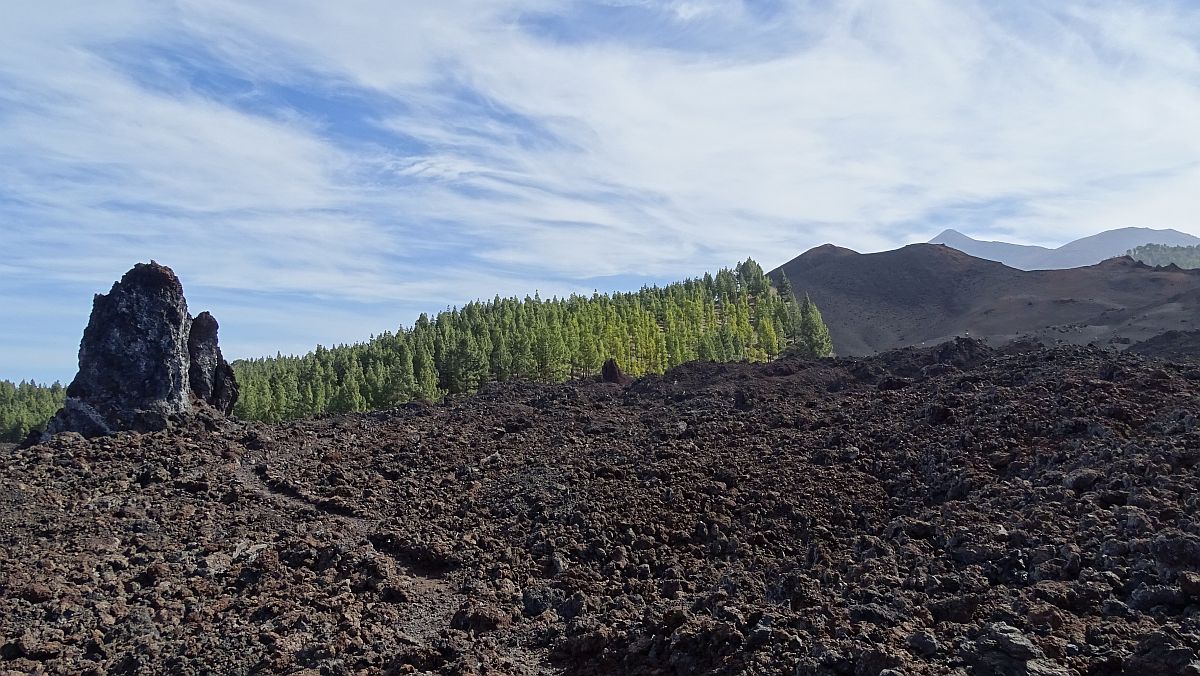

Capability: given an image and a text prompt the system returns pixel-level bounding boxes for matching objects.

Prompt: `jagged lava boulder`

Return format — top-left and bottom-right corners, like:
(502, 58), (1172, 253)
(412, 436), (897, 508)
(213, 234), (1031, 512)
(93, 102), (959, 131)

(44, 262), (237, 438)
(601, 358), (633, 385)
(188, 311), (238, 414)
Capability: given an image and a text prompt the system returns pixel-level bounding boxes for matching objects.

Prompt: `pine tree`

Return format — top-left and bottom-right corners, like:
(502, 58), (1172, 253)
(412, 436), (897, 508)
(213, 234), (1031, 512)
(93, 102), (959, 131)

(534, 322), (569, 381)
(775, 270), (795, 301)
(736, 258), (769, 295)
(0, 379), (65, 442)
(756, 314), (781, 358)
(697, 333), (719, 362)
(388, 342), (417, 405)
(732, 293), (759, 361)
(488, 328), (511, 381)
(447, 332), (487, 393)
(798, 294), (834, 357)
(511, 327), (537, 379)
(413, 344), (441, 401)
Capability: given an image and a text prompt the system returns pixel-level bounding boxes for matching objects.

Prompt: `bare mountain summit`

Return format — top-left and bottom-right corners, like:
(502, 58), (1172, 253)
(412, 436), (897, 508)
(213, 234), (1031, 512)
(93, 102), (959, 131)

(770, 243), (1200, 356)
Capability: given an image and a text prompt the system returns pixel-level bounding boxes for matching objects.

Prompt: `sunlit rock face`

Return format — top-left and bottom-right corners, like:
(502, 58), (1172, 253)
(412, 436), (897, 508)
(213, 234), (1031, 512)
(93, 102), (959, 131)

(44, 261), (238, 439)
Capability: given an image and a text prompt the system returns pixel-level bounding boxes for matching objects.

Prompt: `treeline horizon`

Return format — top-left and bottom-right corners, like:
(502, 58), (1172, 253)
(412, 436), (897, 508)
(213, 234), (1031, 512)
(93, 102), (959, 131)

(0, 258), (834, 440)
(232, 258), (832, 422)
(1127, 243), (1200, 269)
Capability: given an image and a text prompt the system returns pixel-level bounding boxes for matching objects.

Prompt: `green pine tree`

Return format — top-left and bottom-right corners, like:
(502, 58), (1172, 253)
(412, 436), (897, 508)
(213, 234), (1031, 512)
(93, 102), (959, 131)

(798, 294), (834, 357)
(413, 344), (441, 402)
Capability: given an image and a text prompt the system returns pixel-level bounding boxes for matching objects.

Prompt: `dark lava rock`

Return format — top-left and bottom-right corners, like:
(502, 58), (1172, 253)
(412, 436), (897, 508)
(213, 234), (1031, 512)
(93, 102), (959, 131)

(1124, 631), (1200, 675)
(7, 338), (1200, 674)
(969, 623), (1070, 676)
(850, 603), (905, 626)
(451, 600), (510, 633)
(188, 311), (238, 414)
(600, 358), (632, 385)
(1128, 329), (1200, 360)
(43, 262), (238, 439)
(1062, 468), (1101, 492)
(1179, 571), (1200, 597)
(1151, 532), (1200, 578)
(1130, 584), (1187, 611)
(907, 631), (939, 656)
(733, 389), (754, 411)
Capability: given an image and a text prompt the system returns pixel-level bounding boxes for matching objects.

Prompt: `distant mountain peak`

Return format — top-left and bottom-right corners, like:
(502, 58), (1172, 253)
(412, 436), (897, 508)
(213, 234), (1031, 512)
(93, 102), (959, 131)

(794, 243), (859, 264)
(768, 238), (1200, 358)
(926, 227), (1200, 270)
(930, 228), (970, 241)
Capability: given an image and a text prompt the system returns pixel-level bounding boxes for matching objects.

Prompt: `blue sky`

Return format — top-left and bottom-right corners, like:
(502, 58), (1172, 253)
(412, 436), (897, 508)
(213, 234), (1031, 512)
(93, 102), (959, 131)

(2, 1), (1199, 383)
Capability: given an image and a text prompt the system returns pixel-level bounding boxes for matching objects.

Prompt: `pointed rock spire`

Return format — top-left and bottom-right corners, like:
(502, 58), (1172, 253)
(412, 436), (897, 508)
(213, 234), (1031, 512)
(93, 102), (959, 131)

(43, 261), (238, 439)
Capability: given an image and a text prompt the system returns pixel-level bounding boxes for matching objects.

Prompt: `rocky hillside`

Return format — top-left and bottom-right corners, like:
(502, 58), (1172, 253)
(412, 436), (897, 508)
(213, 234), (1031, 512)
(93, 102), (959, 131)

(3, 339), (1200, 674)
(770, 244), (1200, 356)
(1129, 331), (1200, 362)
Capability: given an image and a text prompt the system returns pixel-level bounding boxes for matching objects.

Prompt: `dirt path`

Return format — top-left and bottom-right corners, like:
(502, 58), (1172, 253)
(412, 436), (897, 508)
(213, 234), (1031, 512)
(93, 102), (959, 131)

(229, 439), (556, 673)
(232, 443), (464, 645)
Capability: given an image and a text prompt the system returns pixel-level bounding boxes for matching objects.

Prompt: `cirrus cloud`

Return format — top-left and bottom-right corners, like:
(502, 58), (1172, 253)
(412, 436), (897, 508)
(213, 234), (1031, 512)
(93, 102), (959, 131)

(1, 0), (1198, 381)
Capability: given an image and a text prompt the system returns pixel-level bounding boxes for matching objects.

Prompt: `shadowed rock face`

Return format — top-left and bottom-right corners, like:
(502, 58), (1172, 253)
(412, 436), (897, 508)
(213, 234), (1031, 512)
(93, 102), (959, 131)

(188, 311), (238, 414)
(44, 262), (237, 438)
(601, 358), (632, 385)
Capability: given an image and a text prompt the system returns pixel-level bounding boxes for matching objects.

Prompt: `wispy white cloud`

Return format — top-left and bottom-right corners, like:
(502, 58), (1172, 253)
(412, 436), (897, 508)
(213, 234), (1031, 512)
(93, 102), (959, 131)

(185, 0), (1200, 256)
(1, 0), (1199, 380)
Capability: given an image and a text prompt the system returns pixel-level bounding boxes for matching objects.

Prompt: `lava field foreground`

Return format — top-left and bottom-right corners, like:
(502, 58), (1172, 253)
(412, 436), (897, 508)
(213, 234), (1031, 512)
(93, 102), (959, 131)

(2, 339), (1200, 675)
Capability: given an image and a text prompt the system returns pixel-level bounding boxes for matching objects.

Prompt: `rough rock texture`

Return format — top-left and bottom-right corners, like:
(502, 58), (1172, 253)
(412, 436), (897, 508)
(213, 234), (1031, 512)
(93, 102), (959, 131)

(46, 263), (193, 437)
(43, 262), (237, 439)
(600, 358), (632, 385)
(1129, 330), (1200, 361)
(5, 340), (1200, 674)
(188, 311), (239, 414)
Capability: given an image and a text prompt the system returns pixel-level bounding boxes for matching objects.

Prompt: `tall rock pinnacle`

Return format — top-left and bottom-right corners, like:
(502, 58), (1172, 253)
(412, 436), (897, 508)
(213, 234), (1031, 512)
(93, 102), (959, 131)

(44, 261), (238, 438)
(188, 311), (238, 414)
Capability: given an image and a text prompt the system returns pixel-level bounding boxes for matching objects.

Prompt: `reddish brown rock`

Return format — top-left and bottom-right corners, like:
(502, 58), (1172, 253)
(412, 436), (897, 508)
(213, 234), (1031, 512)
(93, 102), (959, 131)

(4, 339), (1200, 674)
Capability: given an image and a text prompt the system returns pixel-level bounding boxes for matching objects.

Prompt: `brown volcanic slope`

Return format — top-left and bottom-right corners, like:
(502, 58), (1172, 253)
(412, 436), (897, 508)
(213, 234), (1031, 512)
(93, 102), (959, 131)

(1130, 330), (1200, 362)
(770, 243), (1200, 356)
(4, 340), (1200, 674)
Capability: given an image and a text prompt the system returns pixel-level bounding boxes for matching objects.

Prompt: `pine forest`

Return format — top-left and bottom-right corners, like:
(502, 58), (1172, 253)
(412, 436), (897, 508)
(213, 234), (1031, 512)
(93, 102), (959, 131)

(0, 380), (66, 443)
(1127, 243), (1200, 269)
(0, 258), (833, 440)
(232, 259), (832, 422)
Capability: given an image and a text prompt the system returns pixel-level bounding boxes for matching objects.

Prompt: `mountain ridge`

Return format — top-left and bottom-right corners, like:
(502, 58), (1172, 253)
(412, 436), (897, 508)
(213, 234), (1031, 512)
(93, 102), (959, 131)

(770, 242), (1200, 356)
(928, 226), (1200, 269)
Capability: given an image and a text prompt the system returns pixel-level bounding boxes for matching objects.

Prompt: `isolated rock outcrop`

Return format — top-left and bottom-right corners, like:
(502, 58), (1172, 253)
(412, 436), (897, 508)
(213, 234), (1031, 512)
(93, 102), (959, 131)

(43, 262), (237, 438)
(601, 358), (632, 385)
(188, 311), (238, 414)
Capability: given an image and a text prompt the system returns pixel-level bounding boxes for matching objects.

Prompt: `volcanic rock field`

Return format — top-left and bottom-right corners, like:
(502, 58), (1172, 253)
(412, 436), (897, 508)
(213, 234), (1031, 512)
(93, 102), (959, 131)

(3, 338), (1200, 674)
